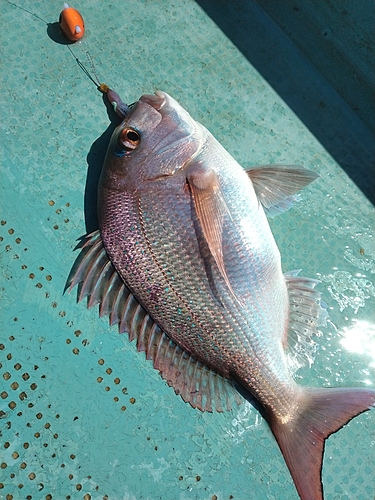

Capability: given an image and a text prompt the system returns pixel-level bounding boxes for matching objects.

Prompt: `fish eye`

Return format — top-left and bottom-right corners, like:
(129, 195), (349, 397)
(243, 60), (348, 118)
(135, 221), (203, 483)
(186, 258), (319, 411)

(118, 127), (141, 151)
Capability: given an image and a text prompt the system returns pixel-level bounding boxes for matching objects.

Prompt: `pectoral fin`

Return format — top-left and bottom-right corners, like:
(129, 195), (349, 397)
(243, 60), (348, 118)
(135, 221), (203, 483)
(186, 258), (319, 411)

(186, 166), (242, 306)
(246, 165), (319, 216)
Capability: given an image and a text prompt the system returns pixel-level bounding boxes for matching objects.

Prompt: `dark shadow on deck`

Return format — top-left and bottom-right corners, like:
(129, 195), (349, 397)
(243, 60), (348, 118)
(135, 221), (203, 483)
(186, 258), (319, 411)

(195, 0), (375, 204)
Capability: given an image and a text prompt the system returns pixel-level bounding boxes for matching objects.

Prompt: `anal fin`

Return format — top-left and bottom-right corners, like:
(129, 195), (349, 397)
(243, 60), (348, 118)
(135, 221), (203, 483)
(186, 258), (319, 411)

(66, 231), (242, 412)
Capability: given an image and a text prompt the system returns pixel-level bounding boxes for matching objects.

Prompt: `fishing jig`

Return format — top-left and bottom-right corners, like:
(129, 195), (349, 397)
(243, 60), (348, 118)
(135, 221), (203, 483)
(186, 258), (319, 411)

(59, 3), (85, 42)
(6, 1), (129, 116)
(68, 49), (131, 118)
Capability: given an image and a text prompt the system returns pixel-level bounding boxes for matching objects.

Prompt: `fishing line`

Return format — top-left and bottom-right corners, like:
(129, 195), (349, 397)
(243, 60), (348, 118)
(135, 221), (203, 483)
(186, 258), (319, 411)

(4, 0), (48, 24)
(66, 46), (101, 88)
(5, 0), (102, 90)
(86, 51), (102, 87)
(6, 0), (132, 111)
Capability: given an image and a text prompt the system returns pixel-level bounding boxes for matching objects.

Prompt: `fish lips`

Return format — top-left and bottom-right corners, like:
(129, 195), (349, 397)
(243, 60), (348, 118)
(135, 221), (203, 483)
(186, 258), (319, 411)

(140, 90), (167, 111)
(139, 91), (194, 129)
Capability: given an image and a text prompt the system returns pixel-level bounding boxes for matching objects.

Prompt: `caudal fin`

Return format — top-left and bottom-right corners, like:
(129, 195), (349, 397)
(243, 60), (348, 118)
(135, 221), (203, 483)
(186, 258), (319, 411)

(269, 387), (375, 500)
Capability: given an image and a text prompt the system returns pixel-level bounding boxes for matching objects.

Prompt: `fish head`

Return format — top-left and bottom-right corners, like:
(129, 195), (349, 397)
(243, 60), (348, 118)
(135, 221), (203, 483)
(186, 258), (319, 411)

(100, 91), (204, 191)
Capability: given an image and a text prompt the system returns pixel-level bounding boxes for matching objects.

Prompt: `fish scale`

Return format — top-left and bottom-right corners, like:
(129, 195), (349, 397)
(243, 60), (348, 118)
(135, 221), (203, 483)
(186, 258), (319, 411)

(101, 138), (298, 415)
(68, 90), (375, 500)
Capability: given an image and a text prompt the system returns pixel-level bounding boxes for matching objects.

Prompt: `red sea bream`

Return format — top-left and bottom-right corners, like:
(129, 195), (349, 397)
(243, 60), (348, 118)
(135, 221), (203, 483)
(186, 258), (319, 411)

(68, 90), (375, 500)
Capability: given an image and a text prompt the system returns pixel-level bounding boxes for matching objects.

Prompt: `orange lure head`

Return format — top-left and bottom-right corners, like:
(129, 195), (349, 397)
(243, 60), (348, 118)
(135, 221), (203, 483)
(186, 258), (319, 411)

(59, 3), (84, 42)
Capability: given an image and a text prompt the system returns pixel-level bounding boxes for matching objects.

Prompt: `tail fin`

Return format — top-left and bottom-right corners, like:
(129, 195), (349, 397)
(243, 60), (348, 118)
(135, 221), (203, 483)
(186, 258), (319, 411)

(269, 387), (375, 500)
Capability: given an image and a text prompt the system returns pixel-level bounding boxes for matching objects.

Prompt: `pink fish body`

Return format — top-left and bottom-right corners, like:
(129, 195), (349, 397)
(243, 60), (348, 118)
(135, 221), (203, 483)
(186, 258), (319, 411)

(68, 91), (375, 499)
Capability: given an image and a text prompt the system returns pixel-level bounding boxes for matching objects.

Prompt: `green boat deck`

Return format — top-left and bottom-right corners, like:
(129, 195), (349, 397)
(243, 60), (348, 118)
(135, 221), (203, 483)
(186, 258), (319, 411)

(1, 1), (374, 499)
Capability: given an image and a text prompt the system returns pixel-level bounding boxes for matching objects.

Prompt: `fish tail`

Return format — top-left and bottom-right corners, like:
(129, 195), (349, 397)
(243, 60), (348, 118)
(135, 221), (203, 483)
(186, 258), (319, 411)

(269, 387), (375, 500)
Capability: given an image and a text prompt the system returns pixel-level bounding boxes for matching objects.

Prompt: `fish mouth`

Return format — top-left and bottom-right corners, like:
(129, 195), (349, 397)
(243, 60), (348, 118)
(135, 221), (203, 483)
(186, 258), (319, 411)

(140, 91), (166, 111)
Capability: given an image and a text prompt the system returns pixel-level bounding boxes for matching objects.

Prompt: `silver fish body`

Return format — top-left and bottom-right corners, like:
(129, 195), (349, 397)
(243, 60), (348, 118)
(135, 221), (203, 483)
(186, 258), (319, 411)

(69, 91), (375, 500)
(99, 94), (295, 416)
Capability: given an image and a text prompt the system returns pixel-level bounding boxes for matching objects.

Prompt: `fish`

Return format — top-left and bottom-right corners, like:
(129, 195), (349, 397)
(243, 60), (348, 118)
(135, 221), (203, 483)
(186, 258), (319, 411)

(67, 90), (375, 500)
(59, 3), (84, 42)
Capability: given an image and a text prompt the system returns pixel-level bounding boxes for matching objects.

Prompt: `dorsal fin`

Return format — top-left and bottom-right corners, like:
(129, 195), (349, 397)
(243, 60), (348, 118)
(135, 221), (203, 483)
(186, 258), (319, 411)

(66, 231), (242, 412)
